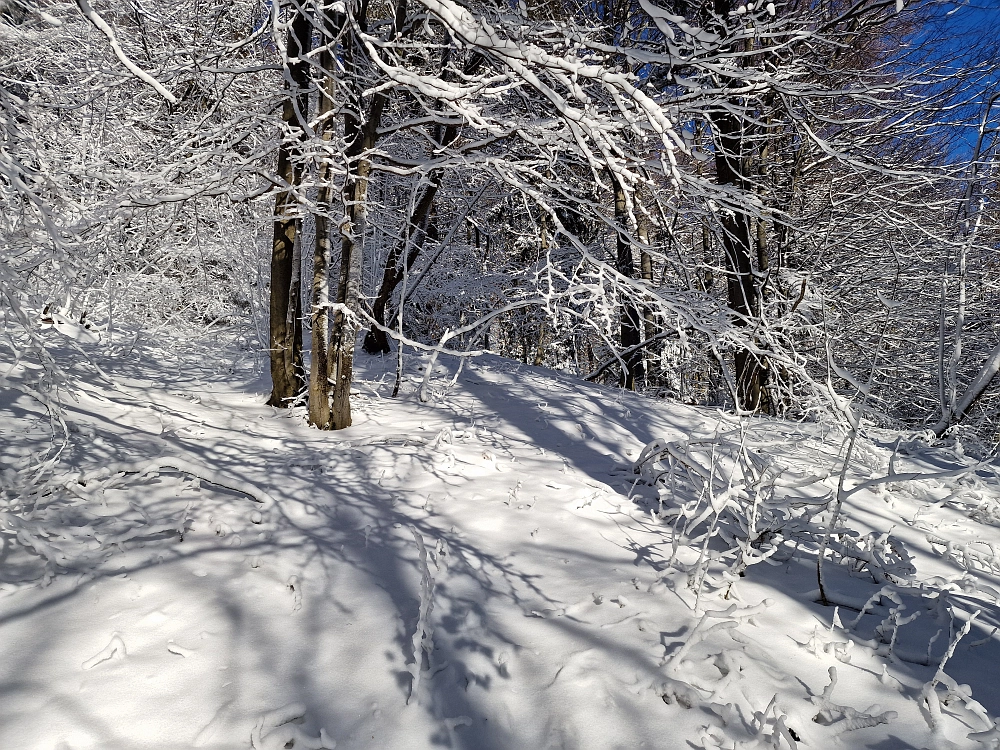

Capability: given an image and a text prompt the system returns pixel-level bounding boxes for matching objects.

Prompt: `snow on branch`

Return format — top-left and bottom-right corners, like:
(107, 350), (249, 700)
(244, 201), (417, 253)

(74, 0), (178, 104)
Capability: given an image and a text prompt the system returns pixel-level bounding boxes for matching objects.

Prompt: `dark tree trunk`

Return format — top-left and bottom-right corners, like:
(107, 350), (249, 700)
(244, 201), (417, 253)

(330, 166), (366, 429)
(268, 3), (311, 407)
(613, 174), (643, 389)
(361, 50), (484, 355)
(711, 0), (766, 411)
(362, 178), (442, 354)
(714, 107), (764, 411)
(640, 222), (656, 381)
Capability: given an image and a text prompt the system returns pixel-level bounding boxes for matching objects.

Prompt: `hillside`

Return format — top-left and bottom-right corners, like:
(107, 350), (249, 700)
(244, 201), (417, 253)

(2, 339), (999, 750)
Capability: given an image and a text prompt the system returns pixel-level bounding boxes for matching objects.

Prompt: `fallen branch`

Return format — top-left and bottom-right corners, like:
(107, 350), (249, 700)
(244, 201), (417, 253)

(80, 456), (275, 508)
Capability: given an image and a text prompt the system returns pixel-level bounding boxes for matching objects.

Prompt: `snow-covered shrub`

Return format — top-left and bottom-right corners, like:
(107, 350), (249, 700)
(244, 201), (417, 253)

(632, 433), (917, 600)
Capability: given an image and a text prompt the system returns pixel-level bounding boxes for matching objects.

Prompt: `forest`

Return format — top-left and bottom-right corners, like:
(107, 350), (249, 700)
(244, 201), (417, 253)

(4, 0), (1000, 748)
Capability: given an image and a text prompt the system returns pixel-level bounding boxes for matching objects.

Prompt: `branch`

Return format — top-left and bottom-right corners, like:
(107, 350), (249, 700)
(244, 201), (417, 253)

(75, 0), (178, 104)
(931, 340), (1000, 438)
(358, 299), (543, 357)
(584, 329), (683, 382)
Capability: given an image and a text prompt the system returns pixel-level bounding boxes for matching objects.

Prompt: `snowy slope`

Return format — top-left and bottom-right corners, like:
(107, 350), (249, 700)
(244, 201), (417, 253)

(2, 338), (1000, 750)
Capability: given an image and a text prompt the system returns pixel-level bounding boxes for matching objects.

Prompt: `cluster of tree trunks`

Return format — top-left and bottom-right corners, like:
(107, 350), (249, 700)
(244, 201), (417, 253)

(268, 0), (401, 429)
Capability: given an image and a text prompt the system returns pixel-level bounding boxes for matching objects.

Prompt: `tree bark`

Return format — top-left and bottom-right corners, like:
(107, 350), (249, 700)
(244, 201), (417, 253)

(714, 105), (764, 411)
(328, 0), (402, 428)
(308, 32), (337, 429)
(612, 173), (643, 389)
(329, 171), (366, 429)
(268, 3), (311, 407)
(639, 221), (655, 378)
(361, 49), (483, 355)
(710, 0), (765, 411)
(362, 177), (442, 354)
(931, 340), (1000, 437)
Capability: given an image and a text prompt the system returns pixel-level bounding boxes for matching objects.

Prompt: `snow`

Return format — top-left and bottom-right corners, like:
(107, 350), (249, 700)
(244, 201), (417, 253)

(2, 338), (1000, 749)
(73, 0), (178, 104)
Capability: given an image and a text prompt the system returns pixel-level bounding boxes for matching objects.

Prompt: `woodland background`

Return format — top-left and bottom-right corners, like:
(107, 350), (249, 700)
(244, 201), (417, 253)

(3, 0), (1000, 440)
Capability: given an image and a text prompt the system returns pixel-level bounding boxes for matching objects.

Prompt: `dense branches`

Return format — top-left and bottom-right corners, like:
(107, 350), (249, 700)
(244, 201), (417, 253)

(3, 0), (999, 440)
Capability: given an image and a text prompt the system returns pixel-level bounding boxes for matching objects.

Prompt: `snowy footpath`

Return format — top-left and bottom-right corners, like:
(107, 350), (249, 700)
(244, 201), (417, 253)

(3, 338), (1000, 750)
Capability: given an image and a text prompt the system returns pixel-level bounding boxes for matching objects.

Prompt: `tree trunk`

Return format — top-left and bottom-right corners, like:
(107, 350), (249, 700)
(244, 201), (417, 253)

(613, 174), (643, 389)
(361, 49), (483, 355)
(932, 340), (1000, 437)
(362, 178), (441, 354)
(639, 221), (655, 380)
(329, 170), (366, 429)
(328, 3), (400, 428)
(711, 84), (765, 410)
(267, 4), (311, 407)
(307, 39), (337, 429)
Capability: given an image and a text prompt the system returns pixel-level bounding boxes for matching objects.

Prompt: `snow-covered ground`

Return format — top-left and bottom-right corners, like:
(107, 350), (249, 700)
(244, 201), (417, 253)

(3, 336), (1000, 750)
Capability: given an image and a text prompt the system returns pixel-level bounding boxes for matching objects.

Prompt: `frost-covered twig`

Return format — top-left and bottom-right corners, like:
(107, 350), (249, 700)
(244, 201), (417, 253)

(813, 667), (898, 734)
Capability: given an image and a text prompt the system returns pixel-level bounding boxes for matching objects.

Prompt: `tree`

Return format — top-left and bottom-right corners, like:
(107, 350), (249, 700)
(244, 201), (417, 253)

(268, 2), (312, 407)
